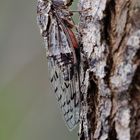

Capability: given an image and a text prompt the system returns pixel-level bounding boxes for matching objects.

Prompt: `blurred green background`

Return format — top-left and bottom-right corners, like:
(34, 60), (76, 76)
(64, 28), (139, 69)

(0, 0), (78, 140)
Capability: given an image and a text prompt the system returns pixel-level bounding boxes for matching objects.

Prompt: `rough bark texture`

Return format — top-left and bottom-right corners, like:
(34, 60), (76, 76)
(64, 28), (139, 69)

(78, 0), (140, 140)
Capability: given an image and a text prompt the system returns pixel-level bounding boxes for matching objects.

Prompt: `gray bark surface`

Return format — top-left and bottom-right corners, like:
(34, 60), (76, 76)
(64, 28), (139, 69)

(78, 0), (140, 140)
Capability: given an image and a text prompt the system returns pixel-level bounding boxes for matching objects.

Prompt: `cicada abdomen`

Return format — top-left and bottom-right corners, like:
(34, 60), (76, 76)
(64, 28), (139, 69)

(37, 0), (80, 130)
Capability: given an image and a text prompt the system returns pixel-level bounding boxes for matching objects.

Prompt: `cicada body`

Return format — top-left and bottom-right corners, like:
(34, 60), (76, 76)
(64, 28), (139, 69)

(37, 0), (80, 130)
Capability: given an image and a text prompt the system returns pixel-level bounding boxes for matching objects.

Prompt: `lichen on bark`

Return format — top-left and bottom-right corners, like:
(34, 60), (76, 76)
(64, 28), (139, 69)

(78, 0), (140, 140)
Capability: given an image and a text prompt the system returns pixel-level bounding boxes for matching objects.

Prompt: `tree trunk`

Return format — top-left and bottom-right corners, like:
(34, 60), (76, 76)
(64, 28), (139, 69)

(78, 0), (140, 140)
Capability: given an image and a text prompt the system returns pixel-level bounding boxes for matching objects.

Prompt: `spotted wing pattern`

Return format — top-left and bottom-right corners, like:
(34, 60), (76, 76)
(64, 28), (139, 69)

(37, 0), (80, 130)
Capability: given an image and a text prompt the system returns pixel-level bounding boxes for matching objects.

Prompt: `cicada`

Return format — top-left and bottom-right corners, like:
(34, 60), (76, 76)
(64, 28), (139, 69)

(37, 0), (80, 130)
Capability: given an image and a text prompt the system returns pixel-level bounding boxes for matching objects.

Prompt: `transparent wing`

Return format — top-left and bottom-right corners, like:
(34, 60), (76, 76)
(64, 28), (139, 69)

(47, 18), (80, 130)
(48, 56), (80, 130)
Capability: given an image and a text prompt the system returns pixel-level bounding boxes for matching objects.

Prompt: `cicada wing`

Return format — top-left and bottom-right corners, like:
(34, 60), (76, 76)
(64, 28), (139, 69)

(37, 0), (80, 130)
(48, 57), (80, 130)
(46, 18), (80, 130)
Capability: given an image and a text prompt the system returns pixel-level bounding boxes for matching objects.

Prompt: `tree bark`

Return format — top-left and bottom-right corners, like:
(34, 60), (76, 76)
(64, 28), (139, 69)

(78, 0), (140, 140)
